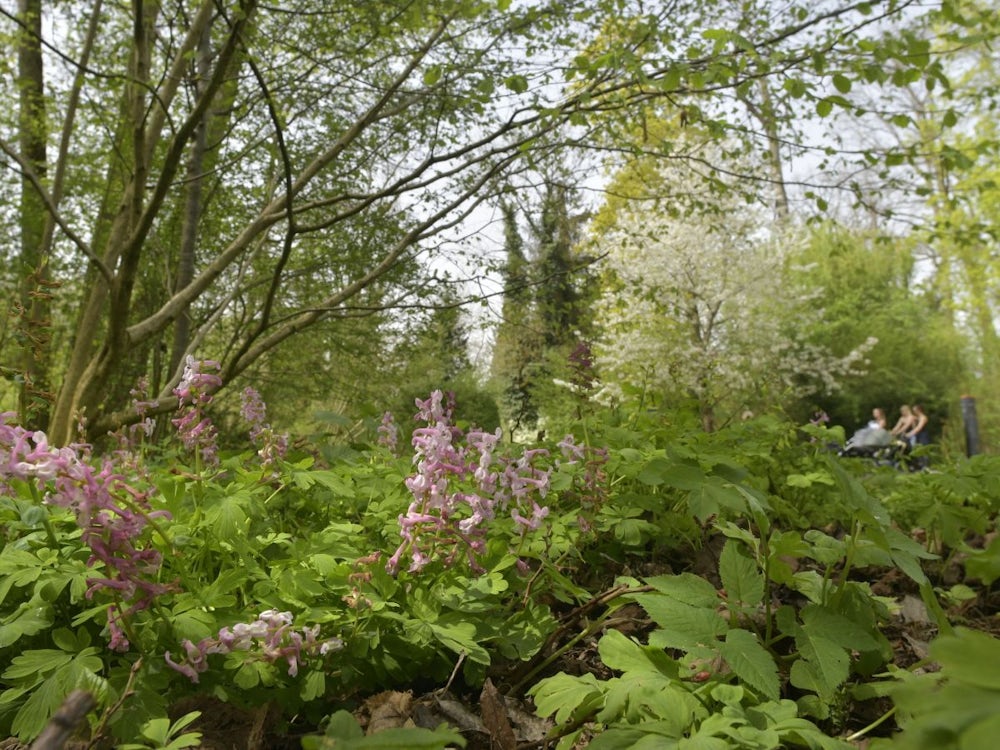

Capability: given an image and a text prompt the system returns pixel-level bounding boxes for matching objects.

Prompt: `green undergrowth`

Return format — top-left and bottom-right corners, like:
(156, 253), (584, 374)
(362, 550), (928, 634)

(1, 404), (999, 748)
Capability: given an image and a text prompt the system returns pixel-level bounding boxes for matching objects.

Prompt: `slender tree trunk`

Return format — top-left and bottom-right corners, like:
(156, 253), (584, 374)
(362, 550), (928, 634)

(16, 0), (51, 429)
(169, 22), (213, 376)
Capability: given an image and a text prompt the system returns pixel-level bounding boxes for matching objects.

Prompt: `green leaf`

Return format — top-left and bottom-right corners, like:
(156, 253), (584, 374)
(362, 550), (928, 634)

(643, 573), (720, 607)
(302, 669), (326, 701)
(504, 74), (528, 93)
(3, 650), (71, 681)
(11, 674), (65, 741)
(528, 672), (604, 724)
(719, 540), (764, 609)
(206, 493), (248, 542)
(0, 602), (54, 649)
(831, 74), (852, 93)
(423, 64), (442, 86)
(598, 629), (677, 677)
(720, 629), (779, 701)
(792, 631), (849, 700)
(931, 628), (1000, 689)
(800, 605), (879, 652)
(815, 98), (833, 117)
(430, 618), (490, 665)
(637, 596), (727, 651)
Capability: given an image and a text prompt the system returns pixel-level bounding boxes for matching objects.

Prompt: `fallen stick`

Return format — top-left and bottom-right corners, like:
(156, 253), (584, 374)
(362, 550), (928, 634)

(30, 690), (96, 750)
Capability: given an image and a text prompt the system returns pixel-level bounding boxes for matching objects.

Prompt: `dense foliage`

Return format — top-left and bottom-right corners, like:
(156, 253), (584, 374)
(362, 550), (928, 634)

(2, 379), (999, 748)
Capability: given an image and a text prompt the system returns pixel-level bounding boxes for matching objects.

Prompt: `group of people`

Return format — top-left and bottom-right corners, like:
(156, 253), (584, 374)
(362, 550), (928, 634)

(869, 404), (929, 449)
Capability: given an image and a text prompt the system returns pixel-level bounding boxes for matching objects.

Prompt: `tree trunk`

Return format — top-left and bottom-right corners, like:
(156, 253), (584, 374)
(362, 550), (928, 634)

(16, 0), (50, 429)
(169, 21), (213, 377)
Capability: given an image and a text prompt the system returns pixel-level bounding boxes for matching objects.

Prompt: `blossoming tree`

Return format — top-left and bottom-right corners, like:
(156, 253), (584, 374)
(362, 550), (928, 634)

(591, 148), (876, 430)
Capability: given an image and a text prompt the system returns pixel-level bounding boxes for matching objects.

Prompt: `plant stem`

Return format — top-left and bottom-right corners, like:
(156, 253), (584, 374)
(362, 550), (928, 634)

(844, 705), (897, 742)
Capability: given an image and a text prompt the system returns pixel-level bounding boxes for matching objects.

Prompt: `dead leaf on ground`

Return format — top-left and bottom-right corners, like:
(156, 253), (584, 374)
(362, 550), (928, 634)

(480, 679), (516, 750)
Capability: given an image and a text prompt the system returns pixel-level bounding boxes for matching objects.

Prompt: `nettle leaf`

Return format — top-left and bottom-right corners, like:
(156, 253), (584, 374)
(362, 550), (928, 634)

(792, 630), (849, 700)
(642, 604), (728, 652)
(720, 629), (779, 701)
(800, 604), (879, 652)
(528, 672), (604, 724)
(598, 629), (677, 677)
(643, 573), (720, 607)
(719, 540), (764, 610)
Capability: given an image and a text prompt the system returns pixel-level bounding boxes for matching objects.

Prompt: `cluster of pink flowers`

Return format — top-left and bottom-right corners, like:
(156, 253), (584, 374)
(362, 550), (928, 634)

(377, 411), (399, 453)
(0, 413), (174, 651)
(165, 609), (343, 683)
(240, 387), (288, 466)
(172, 356), (222, 466)
(556, 433), (608, 532)
(385, 391), (552, 575)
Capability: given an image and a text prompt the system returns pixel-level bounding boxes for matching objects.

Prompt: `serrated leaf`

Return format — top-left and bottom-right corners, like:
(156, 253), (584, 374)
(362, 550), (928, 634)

(792, 631), (849, 700)
(528, 672), (604, 724)
(719, 540), (764, 609)
(800, 605), (879, 652)
(598, 629), (677, 677)
(720, 629), (779, 701)
(643, 573), (720, 607)
(634, 589), (726, 648)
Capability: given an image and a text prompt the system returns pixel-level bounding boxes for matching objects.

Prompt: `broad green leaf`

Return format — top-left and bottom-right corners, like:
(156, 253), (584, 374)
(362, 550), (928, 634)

(831, 73), (852, 93)
(301, 669), (326, 701)
(960, 712), (1000, 750)
(719, 540), (764, 609)
(643, 573), (720, 607)
(720, 629), (779, 701)
(792, 631), (849, 700)
(206, 494), (248, 542)
(641, 601), (728, 652)
(528, 672), (604, 724)
(504, 74), (528, 93)
(800, 605), (879, 652)
(931, 628), (1000, 689)
(598, 629), (677, 677)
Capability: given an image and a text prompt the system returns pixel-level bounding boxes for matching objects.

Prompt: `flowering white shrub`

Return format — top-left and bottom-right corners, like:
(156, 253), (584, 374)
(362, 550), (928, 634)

(592, 184), (875, 427)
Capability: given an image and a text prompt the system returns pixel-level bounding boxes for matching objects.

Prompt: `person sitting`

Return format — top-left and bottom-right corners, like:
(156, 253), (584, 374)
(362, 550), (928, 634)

(868, 407), (887, 430)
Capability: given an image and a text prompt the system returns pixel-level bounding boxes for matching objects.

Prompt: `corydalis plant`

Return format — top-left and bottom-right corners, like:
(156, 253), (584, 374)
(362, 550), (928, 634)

(172, 357), (222, 467)
(165, 609), (343, 683)
(240, 387), (288, 467)
(0, 413), (175, 651)
(386, 391), (552, 575)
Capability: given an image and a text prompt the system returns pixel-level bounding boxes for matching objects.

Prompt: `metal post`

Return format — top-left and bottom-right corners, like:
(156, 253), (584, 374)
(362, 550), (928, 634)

(961, 395), (980, 457)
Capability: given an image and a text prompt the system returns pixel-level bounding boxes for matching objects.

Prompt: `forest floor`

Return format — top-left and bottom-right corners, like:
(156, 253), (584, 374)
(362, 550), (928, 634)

(12, 541), (997, 750)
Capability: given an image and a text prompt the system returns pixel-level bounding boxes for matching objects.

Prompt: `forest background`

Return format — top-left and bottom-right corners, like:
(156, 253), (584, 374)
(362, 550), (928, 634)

(1, 0), (998, 451)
